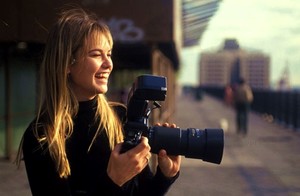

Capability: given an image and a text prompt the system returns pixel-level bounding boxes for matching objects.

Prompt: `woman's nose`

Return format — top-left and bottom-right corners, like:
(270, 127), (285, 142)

(102, 56), (113, 70)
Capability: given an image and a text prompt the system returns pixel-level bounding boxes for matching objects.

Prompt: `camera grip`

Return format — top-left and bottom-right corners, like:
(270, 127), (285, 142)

(120, 140), (139, 153)
(120, 122), (147, 153)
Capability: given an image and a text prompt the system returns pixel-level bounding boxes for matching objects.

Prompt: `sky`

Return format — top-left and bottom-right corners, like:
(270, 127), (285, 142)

(179, 0), (300, 88)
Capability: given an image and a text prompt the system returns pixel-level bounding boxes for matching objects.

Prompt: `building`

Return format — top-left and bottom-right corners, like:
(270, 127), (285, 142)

(182, 0), (222, 47)
(200, 39), (270, 89)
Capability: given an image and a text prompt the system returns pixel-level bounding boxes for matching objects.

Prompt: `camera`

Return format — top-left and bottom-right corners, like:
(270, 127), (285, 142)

(121, 75), (224, 164)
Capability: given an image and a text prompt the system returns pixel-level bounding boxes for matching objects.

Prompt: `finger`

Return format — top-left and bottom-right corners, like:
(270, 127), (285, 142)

(162, 122), (169, 127)
(145, 156), (149, 163)
(158, 149), (167, 158)
(170, 123), (177, 128)
(158, 149), (181, 178)
(114, 142), (123, 153)
(158, 149), (172, 168)
(162, 122), (177, 128)
(144, 153), (152, 164)
(127, 137), (150, 158)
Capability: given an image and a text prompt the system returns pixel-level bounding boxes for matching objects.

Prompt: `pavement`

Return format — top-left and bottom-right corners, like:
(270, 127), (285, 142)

(167, 94), (300, 196)
(1, 93), (300, 196)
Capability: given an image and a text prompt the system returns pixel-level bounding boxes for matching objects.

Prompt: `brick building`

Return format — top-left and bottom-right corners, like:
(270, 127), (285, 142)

(200, 39), (270, 89)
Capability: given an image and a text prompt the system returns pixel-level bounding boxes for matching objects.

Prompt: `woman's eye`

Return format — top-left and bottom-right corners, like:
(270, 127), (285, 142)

(90, 53), (102, 57)
(89, 51), (111, 58)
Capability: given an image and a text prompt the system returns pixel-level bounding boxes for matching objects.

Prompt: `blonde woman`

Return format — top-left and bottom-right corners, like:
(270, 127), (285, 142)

(18, 7), (180, 196)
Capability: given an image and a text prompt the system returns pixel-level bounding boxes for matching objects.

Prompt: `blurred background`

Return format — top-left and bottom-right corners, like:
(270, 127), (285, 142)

(1, 0), (300, 195)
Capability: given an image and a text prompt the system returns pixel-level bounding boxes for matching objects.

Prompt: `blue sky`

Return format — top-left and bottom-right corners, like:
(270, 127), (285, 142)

(179, 0), (300, 87)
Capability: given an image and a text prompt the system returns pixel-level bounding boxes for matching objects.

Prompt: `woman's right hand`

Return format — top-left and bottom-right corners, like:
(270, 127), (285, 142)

(107, 137), (152, 186)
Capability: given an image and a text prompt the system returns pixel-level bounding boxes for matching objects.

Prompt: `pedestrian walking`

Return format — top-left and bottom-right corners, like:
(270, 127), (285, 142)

(224, 84), (233, 107)
(233, 78), (253, 136)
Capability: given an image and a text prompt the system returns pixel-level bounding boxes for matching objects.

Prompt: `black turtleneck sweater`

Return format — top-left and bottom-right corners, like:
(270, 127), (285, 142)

(22, 98), (178, 196)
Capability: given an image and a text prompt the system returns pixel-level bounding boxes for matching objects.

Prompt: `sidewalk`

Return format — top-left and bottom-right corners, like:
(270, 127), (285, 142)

(1, 94), (300, 196)
(167, 94), (300, 196)
(0, 158), (30, 196)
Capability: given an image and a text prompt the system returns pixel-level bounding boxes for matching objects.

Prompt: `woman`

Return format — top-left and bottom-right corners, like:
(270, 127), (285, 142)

(17, 7), (180, 195)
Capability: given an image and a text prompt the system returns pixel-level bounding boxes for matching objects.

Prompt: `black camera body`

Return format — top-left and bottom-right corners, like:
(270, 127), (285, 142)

(121, 75), (224, 164)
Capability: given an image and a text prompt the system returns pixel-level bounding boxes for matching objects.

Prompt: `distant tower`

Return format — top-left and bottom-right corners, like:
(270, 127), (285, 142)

(278, 61), (290, 90)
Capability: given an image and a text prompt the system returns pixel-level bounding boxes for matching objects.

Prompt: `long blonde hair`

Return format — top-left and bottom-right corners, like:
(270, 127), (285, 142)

(18, 8), (124, 178)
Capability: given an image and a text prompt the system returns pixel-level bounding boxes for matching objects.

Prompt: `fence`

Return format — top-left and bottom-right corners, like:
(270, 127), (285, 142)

(197, 86), (300, 131)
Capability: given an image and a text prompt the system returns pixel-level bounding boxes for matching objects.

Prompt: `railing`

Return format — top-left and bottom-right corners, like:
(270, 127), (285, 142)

(194, 86), (300, 131)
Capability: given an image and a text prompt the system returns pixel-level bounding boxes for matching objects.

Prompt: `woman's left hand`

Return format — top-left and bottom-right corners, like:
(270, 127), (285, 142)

(156, 123), (181, 178)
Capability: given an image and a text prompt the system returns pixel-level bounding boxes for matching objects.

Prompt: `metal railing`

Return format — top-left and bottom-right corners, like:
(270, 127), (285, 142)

(196, 86), (300, 131)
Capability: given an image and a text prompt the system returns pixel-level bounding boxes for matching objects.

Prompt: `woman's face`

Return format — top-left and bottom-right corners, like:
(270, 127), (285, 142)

(69, 34), (113, 101)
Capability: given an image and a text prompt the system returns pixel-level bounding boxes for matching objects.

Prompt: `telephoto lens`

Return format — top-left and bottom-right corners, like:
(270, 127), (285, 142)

(148, 126), (224, 164)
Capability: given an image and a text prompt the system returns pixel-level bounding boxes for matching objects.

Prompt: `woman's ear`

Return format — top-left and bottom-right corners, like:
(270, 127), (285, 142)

(71, 59), (76, 65)
(67, 58), (76, 74)
(67, 66), (71, 74)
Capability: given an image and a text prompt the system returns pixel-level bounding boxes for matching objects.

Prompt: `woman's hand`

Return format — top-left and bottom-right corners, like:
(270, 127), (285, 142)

(107, 137), (152, 186)
(156, 123), (181, 178)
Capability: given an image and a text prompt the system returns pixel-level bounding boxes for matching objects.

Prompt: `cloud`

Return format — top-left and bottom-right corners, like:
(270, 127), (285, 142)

(196, 0), (300, 86)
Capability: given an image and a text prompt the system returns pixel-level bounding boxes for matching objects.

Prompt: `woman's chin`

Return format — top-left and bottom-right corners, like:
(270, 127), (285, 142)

(96, 86), (108, 94)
